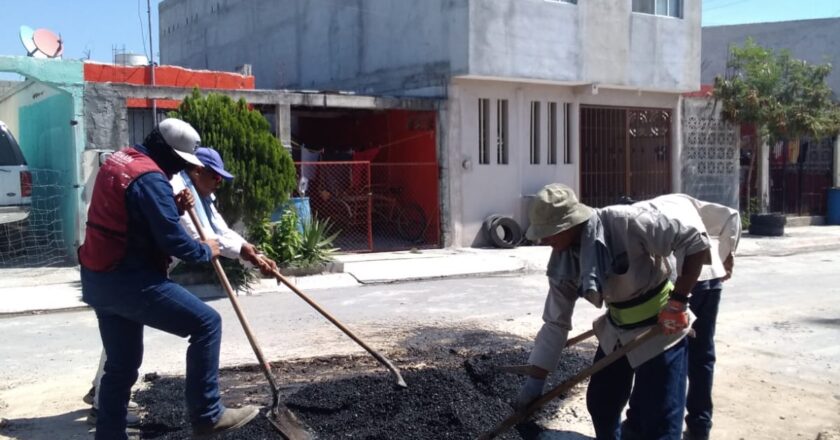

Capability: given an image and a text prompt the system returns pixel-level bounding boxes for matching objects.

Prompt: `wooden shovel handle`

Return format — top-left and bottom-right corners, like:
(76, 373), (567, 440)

(187, 208), (281, 395)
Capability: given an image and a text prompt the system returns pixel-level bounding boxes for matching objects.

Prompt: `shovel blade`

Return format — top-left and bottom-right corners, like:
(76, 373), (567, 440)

(267, 404), (314, 440)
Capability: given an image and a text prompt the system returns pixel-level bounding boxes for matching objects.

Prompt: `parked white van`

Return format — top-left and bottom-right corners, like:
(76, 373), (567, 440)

(0, 120), (31, 225)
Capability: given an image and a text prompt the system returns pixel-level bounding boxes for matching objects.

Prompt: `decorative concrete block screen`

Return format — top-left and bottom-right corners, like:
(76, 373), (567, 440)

(681, 98), (739, 209)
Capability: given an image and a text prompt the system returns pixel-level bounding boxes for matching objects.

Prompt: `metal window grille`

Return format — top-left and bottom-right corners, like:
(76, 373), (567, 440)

(564, 102), (572, 164)
(478, 99), (490, 165)
(496, 99), (509, 165)
(530, 101), (541, 165)
(547, 102), (558, 165)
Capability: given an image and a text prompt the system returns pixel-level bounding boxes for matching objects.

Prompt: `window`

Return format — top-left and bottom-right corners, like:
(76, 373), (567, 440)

(564, 103), (572, 164)
(530, 101), (541, 165)
(496, 99), (509, 165)
(546, 103), (571, 165)
(547, 102), (558, 165)
(632, 0), (682, 18)
(478, 99), (490, 165)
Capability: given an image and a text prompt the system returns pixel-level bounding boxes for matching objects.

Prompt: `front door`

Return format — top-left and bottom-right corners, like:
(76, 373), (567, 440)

(580, 106), (672, 207)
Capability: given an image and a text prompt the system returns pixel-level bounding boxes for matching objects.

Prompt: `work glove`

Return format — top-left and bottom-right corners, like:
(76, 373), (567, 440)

(513, 376), (545, 410)
(658, 298), (689, 335)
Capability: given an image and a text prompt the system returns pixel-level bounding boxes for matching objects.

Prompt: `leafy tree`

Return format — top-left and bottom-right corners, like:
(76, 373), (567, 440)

(715, 39), (840, 141)
(170, 89), (296, 227)
(714, 38), (840, 210)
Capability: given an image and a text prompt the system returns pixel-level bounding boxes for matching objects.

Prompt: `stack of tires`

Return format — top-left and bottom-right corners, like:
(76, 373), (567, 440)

(749, 213), (786, 237)
(483, 214), (523, 248)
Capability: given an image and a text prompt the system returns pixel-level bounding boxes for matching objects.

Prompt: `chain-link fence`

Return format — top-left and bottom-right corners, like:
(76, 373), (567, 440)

(0, 169), (69, 268)
(295, 161), (440, 252)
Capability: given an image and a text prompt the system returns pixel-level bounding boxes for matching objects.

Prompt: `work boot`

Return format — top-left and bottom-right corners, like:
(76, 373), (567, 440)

(82, 386), (95, 405)
(83, 387), (138, 409)
(683, 429), (710, 440)
(86, 407), (141, 427)
(192, 406), (260, 439)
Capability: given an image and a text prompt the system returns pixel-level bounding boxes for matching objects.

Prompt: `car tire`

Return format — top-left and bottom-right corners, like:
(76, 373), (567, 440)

(749, 213), (786, 236)
(484, 215), (522, 249)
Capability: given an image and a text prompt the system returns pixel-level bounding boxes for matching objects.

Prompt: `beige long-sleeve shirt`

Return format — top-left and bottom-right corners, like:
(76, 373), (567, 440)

(170, 172), (247, 262)
(643, 194), (741, 282)
(529, 196), (713, 370)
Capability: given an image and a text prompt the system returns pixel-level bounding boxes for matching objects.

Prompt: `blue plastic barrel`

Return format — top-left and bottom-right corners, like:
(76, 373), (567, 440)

(827, 188), (840, 225)
(271, 197), (311, 232)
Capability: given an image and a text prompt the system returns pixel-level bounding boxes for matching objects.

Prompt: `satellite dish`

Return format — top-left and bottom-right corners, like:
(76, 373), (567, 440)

(19, 26), (37, 56)
(33, 28), (63, 58)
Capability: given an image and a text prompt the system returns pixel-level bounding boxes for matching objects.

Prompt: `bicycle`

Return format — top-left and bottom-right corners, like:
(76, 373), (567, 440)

(335, 185), (428, 244)
(370, 186), (428, 243)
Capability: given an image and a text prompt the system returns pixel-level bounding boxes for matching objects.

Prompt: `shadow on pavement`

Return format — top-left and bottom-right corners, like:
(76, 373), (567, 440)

(535, 430), (594, 440)
(0, 409), (90, 440)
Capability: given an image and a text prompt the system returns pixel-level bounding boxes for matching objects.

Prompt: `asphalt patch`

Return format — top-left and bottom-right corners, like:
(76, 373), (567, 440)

(132, 328), (594, 439)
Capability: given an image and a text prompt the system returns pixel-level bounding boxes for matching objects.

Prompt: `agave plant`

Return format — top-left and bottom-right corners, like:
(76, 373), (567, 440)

(296, 217), (340, 267)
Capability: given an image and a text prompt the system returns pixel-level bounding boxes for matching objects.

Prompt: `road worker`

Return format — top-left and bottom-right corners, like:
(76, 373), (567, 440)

(78, 118), (258, 439)
(640, 194), (740, 440)
(514, 184), (715, 440)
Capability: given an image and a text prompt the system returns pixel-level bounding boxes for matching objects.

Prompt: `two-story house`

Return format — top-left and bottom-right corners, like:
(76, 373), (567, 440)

(160, 0), (701, 247)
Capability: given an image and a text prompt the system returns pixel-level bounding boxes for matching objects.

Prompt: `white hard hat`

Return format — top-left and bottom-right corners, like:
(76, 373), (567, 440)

(158, 118), (202, 167)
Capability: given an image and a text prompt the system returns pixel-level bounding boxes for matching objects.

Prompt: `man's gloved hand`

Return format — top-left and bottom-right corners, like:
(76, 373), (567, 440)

(658, 298), (689, 335)
(513, 376), (545, 410)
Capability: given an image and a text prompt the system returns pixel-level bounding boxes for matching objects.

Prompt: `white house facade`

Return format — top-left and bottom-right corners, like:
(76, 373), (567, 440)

(160, 0), (702, 247)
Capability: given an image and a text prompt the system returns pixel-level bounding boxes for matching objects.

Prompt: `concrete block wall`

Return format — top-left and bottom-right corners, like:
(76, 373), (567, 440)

(681, 97), (740, 209)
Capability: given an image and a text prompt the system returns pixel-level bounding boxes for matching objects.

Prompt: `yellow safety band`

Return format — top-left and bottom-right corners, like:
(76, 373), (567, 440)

(608, 281), (674, 327)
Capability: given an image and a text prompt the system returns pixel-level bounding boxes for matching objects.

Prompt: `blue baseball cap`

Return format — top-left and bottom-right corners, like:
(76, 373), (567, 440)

(195, 147), (235, 181)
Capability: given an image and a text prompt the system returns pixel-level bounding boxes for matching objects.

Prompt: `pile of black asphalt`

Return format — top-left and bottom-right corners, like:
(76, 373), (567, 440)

(133, 328), (593, 439)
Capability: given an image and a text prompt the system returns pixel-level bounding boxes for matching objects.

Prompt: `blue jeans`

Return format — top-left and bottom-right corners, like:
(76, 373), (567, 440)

(587, 337), (688, 440)
(81, 267), (224, 440)
(685, 279), (722, 437)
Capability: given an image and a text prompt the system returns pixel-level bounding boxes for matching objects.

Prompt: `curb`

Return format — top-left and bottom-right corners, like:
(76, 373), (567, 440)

(2, 242), (838, 317)
(737, 242), (840, 258)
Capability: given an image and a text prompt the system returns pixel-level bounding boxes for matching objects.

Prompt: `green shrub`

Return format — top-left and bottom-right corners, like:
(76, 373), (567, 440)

(740, 197), (761, 230)
(251, 212), (339, 269)
(251, 210), (302, 265)
(170, 89), (296, 228)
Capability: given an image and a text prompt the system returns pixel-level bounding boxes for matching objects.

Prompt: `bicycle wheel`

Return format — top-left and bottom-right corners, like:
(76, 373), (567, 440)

(396, 202), (428, 243)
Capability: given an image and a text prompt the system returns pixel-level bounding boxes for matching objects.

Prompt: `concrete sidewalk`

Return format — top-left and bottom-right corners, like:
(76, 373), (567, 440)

(2, 225), (839, 315)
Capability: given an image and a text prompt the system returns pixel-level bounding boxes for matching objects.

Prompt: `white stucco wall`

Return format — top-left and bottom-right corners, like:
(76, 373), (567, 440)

(468, 0), (701, 91)
(449, 78), (682, 247)
(160, 0), (701, 94)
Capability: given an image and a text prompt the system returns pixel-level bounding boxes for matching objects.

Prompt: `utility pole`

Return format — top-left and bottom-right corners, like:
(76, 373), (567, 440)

(147, 0), (157, 122)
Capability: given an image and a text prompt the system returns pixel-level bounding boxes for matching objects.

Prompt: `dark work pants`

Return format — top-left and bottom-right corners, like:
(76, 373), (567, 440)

(587, 337), (688, 440)
(685, 279), (723, 438)
(81, 267), (224, 440)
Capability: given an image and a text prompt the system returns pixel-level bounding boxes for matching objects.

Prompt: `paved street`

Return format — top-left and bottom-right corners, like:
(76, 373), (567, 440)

(1, 251), (839, 439)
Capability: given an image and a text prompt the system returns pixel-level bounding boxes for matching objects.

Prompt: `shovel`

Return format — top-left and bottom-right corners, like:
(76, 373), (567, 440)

(478, 327), (662, 440)
(188, 209), (312, 440)
(270, 268), (408, 389)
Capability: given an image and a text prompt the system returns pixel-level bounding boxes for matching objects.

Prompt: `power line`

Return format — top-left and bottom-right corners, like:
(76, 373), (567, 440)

(137, 0), (149, 59)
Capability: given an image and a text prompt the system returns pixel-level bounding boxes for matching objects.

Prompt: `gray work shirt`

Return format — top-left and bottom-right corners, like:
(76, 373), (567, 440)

(529, 199), (711, 370)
